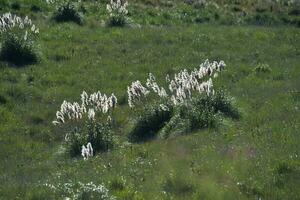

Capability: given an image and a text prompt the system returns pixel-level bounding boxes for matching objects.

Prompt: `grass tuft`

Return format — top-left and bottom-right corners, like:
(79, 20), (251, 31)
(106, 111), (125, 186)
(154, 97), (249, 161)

(53, 1), (83, 25)
(0, 34), (39, 66)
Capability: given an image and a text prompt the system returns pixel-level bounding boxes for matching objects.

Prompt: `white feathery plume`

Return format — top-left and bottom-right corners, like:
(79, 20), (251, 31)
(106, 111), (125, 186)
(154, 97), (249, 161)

(127, 60), (226, 107)
(88, 109), (95, 120)
(53, 91), (118, 125)
(0, 13), (39, 41)
(81, 142), (93, 160)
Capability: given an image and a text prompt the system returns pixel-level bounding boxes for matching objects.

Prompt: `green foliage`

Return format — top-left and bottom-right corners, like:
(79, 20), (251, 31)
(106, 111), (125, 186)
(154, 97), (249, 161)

(66, 121), (114, 157)
(11, 2), (21, 10)
(246, 12), (280, 26)
(0, 33), (39, 66)
(128, 101), (173, 142)
(66, 127), (85, 157)
(0, 0), (9, 10)
(210, 89), (240, 119)
(53, 1), (83, 25)
(160, 90), (239, 139)
(107, 14), (127, 27)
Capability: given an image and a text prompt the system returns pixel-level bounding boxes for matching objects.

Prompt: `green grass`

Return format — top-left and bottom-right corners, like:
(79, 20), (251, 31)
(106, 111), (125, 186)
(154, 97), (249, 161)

(1, 0), (300, 199)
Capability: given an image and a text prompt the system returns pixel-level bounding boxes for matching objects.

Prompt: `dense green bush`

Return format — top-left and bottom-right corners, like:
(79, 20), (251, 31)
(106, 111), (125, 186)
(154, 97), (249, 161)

(106, 0), (129, 27)
(129, 90), (238, 141)
(210, 89), (240, 119)
(0, 33), (39, 66)
(53, 1), (83, 25)
(159, 90), (239, 139)
(128, 101), (173, 142)
(66, 120), (114, 157)
(0, 13), (40, 66)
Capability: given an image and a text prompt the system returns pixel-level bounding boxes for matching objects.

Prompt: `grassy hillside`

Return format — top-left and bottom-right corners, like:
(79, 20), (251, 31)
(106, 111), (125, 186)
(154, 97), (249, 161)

(0, 0), (300, 199)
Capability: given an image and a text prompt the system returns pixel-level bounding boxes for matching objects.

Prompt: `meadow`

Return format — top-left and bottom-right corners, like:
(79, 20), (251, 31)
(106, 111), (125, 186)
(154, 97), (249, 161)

(0, 0), (300, 199)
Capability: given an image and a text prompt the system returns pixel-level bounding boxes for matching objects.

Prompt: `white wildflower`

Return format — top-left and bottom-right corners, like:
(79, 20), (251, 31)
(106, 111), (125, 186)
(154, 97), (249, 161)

(81, 142), (93, 160)
(53, 91), (118, 125)
(127, 80), (149, 107)
(88, 109), (95, 120)
(0, 13), (39, 41)
(127, 60), (227, 107)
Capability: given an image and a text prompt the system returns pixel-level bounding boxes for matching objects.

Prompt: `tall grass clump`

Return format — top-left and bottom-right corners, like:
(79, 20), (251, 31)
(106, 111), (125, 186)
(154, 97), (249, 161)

(0, 13), (40, 66)
(128, 101), (173, 142)
(52, 0), (83, 25)
(106, 0), (129, 26)
(53, 91), (117, 158)
(127, 60), (239, 141)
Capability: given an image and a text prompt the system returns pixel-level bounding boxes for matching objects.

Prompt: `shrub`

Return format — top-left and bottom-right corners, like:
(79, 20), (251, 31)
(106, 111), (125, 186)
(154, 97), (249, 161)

(106, 0), (129, 26)
(88, 121), (114, 150)
(127, 60), (235, 141)
(53, 1), (83, 25)
(128, 101), (173, 142)
(178, 97), (217, 130)
(0, 13), (40, 66)
(211, 89), (239, 119)
(159, 90), (238, 139)
(0, 33), (39, 66)
(159, 114), (188, 139)
(53, 91), (117, 158)
(66, 120), (115, 158)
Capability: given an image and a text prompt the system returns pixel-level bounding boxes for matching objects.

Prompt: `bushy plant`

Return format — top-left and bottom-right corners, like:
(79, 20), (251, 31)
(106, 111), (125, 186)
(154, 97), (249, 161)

(106, 0), (129, 26)
(53, 91), (117, 158)
(159, 90), (238, 138)
(0, 13), (40, 66)
(210, 89), (239, 119)
(52, 0), (83, 25)
(177, 96), (217, 130)
(127, 60), (239, 141)
(128, 101), (173, 142)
